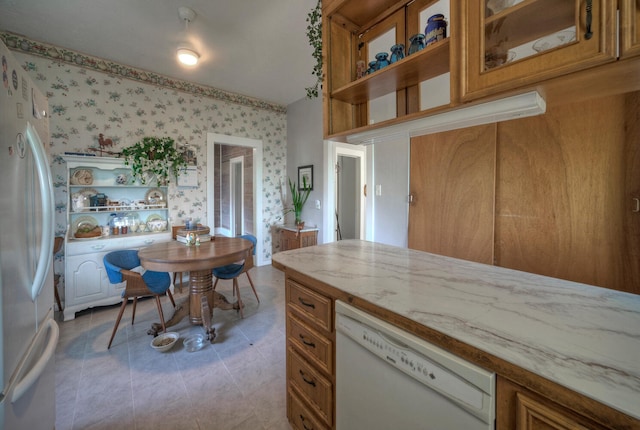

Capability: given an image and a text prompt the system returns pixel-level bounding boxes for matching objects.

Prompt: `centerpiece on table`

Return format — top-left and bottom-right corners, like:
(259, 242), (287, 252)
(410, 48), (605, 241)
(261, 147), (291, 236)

(120, 136), (187, 185)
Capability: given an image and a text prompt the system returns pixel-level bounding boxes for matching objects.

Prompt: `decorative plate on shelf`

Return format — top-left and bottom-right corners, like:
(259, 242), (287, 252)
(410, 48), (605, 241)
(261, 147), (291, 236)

(70, 169), (93, 185)
(73, 215), (101, 238)
(145, 188), (166, 205)
(146, 213), (164, 223)
(79, 188), (98, 198)
(532, 30), (576, 53)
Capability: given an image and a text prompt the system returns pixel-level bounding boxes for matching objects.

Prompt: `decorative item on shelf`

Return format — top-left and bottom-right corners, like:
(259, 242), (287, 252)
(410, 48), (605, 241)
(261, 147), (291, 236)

(485, 46), (516, 70)
(120, 136), (188, 185)
(71, 193), (87, 212)
(532, 30), (576, 53)
(390, 44), (405, 63)
(89, 193), (107, 210)
(486, 0), (516, 16)
(97, 133), (114, 157)
(375, 52), (390, 70)
(356, 60), (366, 79)
(425, 14), (447, 46)
(305, 0), (322, 98)
(115, 173), (128, 185)
(366, 61), (377, 75)
(408, 34), (425, 55)
(70, 169), (93, 185)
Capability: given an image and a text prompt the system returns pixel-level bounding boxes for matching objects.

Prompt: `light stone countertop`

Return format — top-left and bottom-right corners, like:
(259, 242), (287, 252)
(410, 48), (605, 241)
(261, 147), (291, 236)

(272, 239), (640, 420)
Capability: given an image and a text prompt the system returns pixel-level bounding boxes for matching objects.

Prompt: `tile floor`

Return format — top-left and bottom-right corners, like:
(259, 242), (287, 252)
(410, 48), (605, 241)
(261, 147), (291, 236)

(54, 265), (293, 430)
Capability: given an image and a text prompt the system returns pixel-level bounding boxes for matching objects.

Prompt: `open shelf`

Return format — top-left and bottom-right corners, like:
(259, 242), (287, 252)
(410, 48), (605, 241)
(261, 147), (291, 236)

(331, 39), (450, 103)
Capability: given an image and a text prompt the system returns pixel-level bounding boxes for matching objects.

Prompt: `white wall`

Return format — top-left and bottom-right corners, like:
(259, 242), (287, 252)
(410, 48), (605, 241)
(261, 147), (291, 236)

(372, 137), (409, 247)
(285, 96), (324, 246)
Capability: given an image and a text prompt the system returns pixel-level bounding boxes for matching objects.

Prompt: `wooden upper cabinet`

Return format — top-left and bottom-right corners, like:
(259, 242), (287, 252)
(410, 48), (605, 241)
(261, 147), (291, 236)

(461, 0), (617, 102)
(323, 0), (456, 139)
(408, 124), (496, 265)
(620, 0), (640, 58)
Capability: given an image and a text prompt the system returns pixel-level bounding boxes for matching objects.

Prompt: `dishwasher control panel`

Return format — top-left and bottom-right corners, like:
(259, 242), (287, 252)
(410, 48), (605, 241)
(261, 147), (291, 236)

(338, 312), (485, 410)
(335, 301), (495, 426)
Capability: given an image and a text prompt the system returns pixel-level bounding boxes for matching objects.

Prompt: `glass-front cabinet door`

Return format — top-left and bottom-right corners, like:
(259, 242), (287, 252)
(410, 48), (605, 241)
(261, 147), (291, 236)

(462, 0), (617, 101)
(621, 0), (640, 58)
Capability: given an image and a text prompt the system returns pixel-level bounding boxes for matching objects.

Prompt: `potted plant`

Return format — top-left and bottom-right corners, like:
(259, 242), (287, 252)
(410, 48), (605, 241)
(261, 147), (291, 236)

(286, 177), (311, 227)
(121, 136), (187, 185)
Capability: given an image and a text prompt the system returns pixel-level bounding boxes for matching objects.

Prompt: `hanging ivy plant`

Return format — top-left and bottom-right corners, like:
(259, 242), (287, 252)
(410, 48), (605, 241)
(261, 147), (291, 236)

(305, 0), (323, 99)
(121, 136), (187, 185)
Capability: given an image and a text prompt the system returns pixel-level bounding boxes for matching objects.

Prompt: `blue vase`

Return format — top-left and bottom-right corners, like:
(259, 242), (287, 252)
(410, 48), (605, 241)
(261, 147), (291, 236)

(390, 44), (405, 63)
(408, 34), (425, 55)
(375, 52), (390, 70)
(425, 14), (447, 46)
(366, 60), (377, 75)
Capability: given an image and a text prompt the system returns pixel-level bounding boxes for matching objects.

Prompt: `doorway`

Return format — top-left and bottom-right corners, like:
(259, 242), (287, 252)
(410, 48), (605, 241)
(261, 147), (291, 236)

(323, 141), (368, 243)
(336, 155), (360, 240)
(206, 133), (265, 265)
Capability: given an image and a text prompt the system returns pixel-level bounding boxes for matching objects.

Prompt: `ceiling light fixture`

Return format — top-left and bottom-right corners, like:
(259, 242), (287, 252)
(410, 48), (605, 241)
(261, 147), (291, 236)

(177, 7), (199, 66)
(177, 48), (199, 66)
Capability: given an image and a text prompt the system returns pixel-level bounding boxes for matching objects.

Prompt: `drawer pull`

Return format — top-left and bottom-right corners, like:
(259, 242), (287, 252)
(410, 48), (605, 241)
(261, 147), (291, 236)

(298, 297), (316, 309)
(91, 245), (105, 250)
(299, 334), (316, 348)
(300, 415), (313, 430)
(299, 370), (316, 387)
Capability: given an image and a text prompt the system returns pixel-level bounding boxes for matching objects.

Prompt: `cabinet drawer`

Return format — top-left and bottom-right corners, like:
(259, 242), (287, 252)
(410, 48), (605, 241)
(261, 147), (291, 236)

(287, 279), (332, 332)
(288, 347), (333, 425)
(288, 388), (330, 430)
(288, 314), (333, 374)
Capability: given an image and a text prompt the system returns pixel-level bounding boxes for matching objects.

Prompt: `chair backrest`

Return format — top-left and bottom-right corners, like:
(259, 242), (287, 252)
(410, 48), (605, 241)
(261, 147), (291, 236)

(239, 234), (257, 271)
(103, 250), (141, 284)
(239, 234), (257, 256)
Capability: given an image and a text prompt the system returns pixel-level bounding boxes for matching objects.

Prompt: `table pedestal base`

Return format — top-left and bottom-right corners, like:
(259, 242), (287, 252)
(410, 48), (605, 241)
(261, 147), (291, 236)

(147, 269), (241, 337)
(189, 269), (213, 325)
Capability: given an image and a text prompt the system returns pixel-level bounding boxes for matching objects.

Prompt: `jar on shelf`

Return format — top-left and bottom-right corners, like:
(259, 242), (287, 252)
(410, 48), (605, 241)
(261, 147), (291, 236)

(390, 44), (405, 63)
(366, 61), (377, 75)
(424, 14), (447, 47)
(408, 34), (425, 55)
(375, 52), (390, 70)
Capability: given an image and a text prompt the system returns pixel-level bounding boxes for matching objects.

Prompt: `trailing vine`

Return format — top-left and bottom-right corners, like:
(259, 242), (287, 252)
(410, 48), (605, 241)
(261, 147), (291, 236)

(305, 0), (323, 99)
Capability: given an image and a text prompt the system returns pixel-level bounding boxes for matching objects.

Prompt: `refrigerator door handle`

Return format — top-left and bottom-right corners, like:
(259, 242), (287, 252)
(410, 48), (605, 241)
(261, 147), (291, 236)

(11, 318), (59, 403)
(25, 122), (55, 301)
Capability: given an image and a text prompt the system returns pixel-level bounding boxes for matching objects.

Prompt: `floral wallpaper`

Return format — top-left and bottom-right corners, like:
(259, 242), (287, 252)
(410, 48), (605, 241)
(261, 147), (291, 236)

(1, 32), (287, 263)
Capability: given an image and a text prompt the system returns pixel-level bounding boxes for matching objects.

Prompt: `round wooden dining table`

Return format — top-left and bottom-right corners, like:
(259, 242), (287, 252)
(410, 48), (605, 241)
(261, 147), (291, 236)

(138, 236), (253, 334)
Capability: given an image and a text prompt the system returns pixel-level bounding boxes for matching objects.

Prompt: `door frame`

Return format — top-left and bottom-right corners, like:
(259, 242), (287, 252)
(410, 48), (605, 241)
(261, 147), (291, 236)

(206, 133), (265, 265)
(229, 156), (244, 236)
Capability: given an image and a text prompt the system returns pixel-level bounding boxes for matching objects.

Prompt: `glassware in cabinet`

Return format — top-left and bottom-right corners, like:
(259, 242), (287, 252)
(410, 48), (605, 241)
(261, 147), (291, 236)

(462, 0), (617, 101)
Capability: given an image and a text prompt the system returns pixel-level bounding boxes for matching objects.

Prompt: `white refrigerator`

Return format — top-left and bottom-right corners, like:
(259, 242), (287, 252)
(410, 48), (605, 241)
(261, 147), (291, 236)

(0, 40), (59, 429)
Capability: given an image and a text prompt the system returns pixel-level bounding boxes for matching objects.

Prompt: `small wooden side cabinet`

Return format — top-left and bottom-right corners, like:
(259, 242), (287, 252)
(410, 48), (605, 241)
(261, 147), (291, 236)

(279, 225), (318, 252)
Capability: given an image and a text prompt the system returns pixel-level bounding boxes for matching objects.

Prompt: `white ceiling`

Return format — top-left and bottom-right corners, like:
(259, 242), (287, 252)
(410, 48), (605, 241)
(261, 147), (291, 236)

(0, 0), (318, 106)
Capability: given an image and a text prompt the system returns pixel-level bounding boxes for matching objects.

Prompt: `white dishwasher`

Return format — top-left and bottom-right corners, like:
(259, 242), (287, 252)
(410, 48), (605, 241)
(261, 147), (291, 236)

(336, 301), (495, 430)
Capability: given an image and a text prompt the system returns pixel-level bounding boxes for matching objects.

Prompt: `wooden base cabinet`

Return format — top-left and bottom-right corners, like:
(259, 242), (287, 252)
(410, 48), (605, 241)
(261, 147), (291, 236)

(285, 276), (335, 429)
(279, 226), (318, 252)
(497, 377), (610, 430)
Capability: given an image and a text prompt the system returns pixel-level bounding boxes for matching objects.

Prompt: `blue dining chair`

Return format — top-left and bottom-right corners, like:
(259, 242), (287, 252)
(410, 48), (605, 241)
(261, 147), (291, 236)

(103, 250), (175, 349)
(212, 234), (258, 318)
